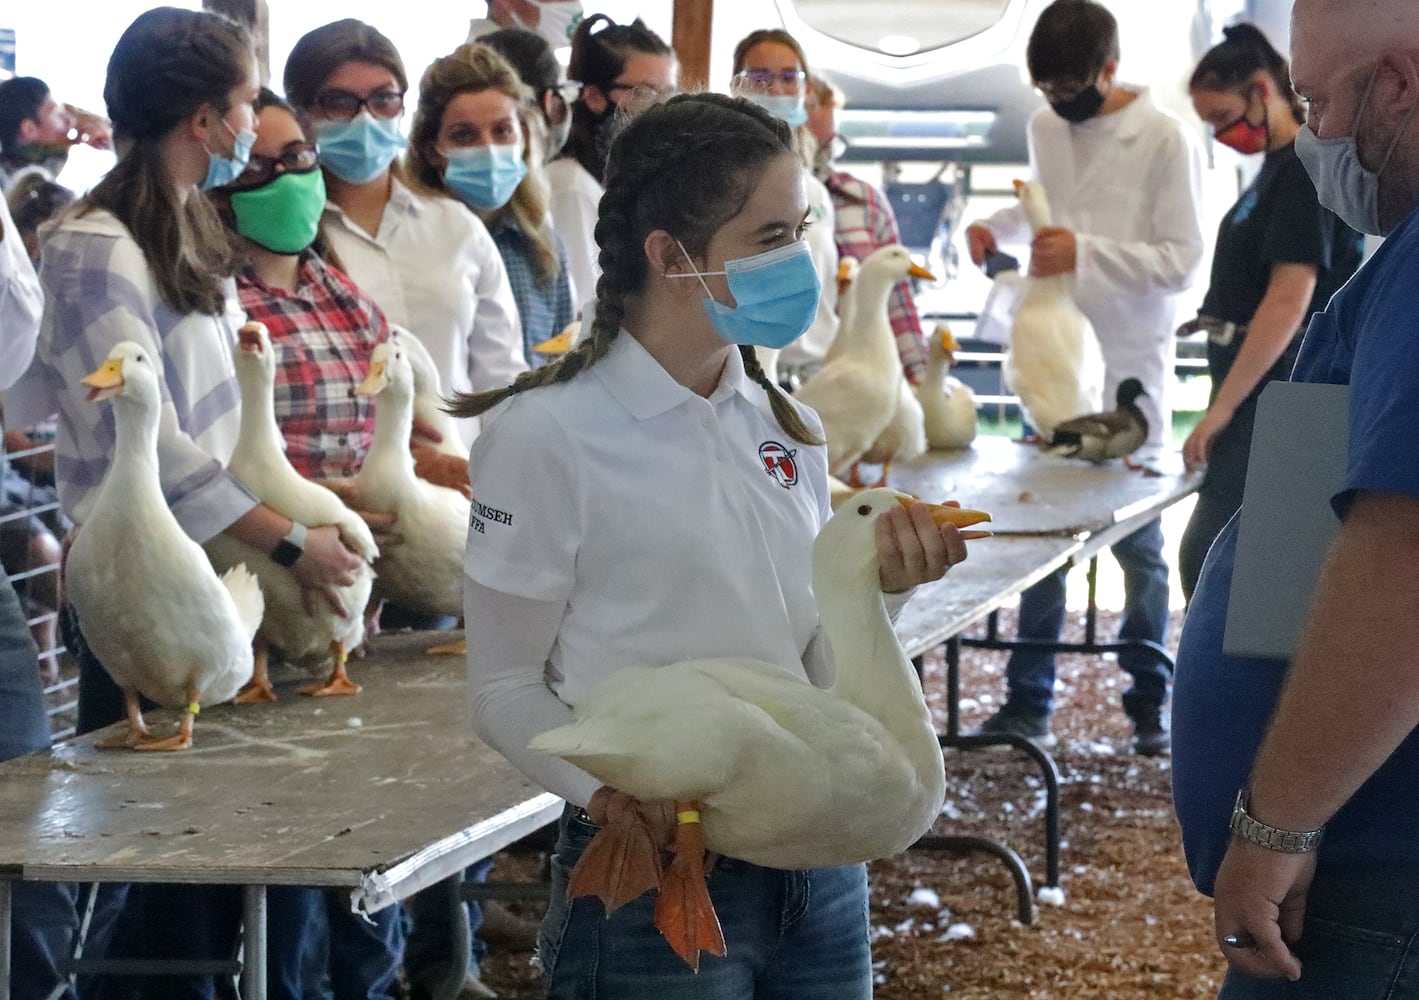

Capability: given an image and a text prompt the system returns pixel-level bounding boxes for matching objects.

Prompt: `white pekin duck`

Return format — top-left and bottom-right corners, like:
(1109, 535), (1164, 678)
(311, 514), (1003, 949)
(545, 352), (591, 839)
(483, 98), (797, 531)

(351, 342), (470, 620)
(205, 322), (378, 701)
(388, 326), (464, 459)
(66, 342), (264, 750)
(1004, 180), (1105, 440)
(918, 325), (978, 450)
(529, 489), (991, 969)
(796, 246), (935, 481)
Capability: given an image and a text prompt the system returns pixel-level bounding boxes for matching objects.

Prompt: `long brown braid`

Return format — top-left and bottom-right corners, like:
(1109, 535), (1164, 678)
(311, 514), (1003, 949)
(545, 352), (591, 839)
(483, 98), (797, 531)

(449, 91), (822, 446)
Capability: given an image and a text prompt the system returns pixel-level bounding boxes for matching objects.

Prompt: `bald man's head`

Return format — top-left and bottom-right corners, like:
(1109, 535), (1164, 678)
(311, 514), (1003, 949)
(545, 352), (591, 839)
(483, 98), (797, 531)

(1292, 0), (1419, 234)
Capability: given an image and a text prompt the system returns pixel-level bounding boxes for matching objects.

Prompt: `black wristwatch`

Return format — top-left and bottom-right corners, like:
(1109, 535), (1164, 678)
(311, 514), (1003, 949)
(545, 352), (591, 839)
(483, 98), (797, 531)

(271, 521), (307, 568)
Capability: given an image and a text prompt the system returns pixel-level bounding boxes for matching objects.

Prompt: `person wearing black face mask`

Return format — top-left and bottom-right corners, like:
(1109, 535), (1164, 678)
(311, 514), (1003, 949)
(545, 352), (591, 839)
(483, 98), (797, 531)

(545, 14), (676, 316)
(963, 0), (1206, 757)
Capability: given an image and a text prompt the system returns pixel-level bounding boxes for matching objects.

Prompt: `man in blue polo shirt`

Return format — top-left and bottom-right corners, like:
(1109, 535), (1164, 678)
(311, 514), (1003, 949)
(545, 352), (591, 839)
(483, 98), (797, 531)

(1171, 0), (1419, 994)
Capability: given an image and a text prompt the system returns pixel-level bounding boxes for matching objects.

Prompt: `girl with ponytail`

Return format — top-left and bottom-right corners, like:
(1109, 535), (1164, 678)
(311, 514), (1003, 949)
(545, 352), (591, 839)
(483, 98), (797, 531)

(458, 92), (971, 998)
(1177, 22), (1364, 599)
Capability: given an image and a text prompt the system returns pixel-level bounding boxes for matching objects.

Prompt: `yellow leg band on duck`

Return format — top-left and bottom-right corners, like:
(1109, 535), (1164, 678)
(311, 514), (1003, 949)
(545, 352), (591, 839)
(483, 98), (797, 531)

(186, 702), (201, 715)
(676, 810), (702, 825)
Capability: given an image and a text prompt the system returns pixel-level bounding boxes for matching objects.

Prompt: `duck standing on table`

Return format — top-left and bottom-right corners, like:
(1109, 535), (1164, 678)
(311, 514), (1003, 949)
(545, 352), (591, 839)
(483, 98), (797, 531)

(1046, 377), (1150, 466)
(205, 322), (378, 700)
(458, 93), (985, 990)
(67, 343), (265, 749)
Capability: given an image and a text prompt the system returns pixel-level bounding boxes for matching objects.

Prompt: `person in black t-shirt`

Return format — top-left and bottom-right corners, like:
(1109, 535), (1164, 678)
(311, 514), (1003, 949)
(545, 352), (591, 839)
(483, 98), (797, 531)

(1178, 23), (1364, 601)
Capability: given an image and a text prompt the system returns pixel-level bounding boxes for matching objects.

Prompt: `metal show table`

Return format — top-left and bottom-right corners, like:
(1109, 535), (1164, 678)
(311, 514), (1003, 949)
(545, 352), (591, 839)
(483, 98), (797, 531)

(0, 632), (561, 1000)
(888, 437), (1201, 923)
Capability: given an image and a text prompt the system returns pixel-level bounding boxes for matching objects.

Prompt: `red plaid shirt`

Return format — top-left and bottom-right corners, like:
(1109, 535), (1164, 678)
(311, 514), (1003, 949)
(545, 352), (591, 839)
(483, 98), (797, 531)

(825, 170), (929, 383)
(236, 253), (387, 480)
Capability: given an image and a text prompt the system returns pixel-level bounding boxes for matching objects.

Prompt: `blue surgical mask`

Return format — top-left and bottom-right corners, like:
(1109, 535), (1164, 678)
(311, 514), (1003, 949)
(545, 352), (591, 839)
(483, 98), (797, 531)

(745, 93), (808, 130)
(443, 143), (529, 211)
(314, 112), (406, 185)
(670, 238), (821, 349)
(1294, 65), (1418, 236)
(202, 119), (256, 191)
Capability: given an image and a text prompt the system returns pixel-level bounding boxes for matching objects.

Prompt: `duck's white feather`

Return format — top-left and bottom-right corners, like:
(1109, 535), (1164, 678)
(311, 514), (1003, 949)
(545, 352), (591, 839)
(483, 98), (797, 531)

(1004, 182), (1105, 438)
(351, 341), (469, 617)
(66, 342), (260, 707)
(204, 322), (376, 666)
(529, 488), (948, 870)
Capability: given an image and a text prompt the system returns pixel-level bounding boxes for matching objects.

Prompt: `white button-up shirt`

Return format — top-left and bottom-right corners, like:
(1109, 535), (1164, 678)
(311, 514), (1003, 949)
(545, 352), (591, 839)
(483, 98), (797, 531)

(322, 177), (528, 446)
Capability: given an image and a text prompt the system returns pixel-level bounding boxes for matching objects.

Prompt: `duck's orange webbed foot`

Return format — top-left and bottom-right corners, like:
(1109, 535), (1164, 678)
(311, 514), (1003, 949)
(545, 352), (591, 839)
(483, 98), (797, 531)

(133, 700), (197, 752)
(566, 807), (663, 915)
(234, 642), (277, 703)
(653, 802), (726, 972)
(300, 643), (361, 697)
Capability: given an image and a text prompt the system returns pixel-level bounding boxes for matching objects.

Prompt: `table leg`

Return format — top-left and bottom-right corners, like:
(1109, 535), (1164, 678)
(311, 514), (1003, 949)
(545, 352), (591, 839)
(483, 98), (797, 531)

(0, 876), (11, 1000)
(242, 885), (267, 1000)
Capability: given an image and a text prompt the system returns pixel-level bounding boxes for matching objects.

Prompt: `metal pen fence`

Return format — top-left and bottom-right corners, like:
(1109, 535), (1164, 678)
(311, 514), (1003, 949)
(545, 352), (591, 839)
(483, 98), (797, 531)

(0, 433), (75, 739)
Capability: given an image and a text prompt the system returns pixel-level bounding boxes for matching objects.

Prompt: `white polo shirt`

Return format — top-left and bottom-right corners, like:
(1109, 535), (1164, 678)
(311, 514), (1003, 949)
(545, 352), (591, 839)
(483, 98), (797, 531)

(464, 333), (831, 708)
(322, 176), (528, 447)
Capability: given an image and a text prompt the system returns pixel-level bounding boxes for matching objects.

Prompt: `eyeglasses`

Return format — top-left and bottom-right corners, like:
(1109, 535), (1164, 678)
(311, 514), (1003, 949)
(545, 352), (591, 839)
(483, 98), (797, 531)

(732, 68), (807, 94)
(225, 141), (320, 190)
(544, 81), (584, 125)
(312, 89), (405, 121)
(604, 82), (677, 113)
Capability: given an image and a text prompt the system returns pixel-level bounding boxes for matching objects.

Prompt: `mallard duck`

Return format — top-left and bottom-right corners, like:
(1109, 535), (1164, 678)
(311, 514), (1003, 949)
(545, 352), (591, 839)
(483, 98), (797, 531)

(918, 325), (978, 451)
(796, 246), (935, 479)
(66, 342), (264, 750)
(529, 489), (991, 969)
(204, 322), (377, 701)
(1046, 377), (1150, 465)
(1004, 180), (1105, 440)
(351, 342), (470, 620)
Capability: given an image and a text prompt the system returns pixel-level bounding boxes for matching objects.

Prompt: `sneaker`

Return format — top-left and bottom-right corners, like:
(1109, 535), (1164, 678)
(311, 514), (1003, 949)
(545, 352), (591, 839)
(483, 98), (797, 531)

(974, 704), (1056, 749)
(1130, 705), (1170, 757)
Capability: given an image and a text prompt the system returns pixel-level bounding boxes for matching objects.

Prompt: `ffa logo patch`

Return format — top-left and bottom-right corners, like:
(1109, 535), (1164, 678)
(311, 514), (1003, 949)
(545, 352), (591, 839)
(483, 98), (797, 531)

(759, 441), (798, 489)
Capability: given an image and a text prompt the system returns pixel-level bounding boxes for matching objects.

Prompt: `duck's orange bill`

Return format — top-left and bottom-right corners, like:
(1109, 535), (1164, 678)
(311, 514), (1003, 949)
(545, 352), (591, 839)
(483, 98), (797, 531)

(238, 322), (265, 352)
(896, 496), (992, 538)
(81, 358), (124, 402)
(909, 262), (938, 282)
(355, 360), (388, 396)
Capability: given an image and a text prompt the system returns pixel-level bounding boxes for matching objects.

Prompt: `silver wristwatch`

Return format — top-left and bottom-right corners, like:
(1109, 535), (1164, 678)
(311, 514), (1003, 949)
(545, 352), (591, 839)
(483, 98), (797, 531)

(1229, 789), (1325, 854)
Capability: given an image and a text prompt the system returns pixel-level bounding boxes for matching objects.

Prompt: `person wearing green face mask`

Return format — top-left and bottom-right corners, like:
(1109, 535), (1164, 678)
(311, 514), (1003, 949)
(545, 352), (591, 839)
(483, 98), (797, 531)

(208, 83), (421, 1000)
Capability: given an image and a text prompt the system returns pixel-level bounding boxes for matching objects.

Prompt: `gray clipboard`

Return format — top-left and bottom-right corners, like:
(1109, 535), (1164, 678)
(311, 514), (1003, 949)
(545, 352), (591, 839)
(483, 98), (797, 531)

(1223, 381), (1349, 660)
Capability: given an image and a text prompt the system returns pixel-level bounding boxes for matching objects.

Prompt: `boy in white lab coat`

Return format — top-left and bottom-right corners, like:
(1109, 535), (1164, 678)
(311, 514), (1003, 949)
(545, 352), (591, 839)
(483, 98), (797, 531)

(965, 0), (1204, 754)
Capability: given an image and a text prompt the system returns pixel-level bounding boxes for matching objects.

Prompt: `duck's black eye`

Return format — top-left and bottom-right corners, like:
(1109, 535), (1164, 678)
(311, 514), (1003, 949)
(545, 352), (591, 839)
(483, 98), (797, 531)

(857, 504), (872, 516)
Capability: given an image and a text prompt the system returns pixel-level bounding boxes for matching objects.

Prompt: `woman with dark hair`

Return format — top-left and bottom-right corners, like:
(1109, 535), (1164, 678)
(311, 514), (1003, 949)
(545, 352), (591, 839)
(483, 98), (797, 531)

(1177, 22), (1363, 600)
(727, 28), (841, 384)
(457, 92), (972, 999)
(284, 19), (527, 453)
(20, 8), (367, 996)
(206, 84), (407, 999)
(480, 26), (582, 164)
(546, 14), (675, 313)
(409, 44), (574, 367)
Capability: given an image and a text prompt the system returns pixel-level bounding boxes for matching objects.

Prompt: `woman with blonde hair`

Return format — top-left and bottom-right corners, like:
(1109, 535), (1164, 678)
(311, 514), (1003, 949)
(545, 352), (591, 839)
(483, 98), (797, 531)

(409, 44), (574, 366)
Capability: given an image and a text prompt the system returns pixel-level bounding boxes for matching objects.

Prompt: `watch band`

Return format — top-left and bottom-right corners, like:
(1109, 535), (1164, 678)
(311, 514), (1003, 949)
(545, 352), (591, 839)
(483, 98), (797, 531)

(270, 521), (307, 568)
(1229, 789), (1324, 854)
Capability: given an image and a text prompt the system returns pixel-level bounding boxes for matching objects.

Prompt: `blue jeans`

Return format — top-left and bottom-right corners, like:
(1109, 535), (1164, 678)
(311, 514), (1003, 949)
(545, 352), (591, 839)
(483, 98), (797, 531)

(404, 859), (491, 985)
(1004, 518), (1171, 718)
(540, 807), (871, 999)
(1218, 862), (1419, 999)
(0, 565), (85, 1000)
(267, 887), (405, 1000)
